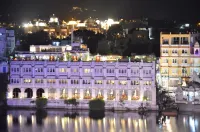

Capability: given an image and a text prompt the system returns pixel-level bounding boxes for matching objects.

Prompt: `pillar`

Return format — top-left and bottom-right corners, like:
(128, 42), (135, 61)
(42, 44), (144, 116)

(104, 89), (107, 100)
(116, 90), (119, 101)
(8, 88), (13, 98)
(92, 89), (95, 98)
(80, 89), (83, 99)
(128, 90), (132, 101)
(33, 88), (37, 99)
(68, 89), (72, 98)
(56, 88), (61, 99)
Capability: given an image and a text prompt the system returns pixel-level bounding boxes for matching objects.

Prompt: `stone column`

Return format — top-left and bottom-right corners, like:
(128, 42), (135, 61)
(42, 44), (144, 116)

(104, 89), (107, 100)
(8, 88), (13, 98)
(92, 89), (96, 99)
(140, 87), (144, 102)
(33, 88), (37, 99)
(56, 88), (61, 99)
(68, 89), (72, 98)
(116, 90), (119, 101)
(128, 90), (132, 101)
(80, 89), (83, 99)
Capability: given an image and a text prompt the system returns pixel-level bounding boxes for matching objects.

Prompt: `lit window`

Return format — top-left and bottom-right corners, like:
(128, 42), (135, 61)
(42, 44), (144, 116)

(107, 80), (115, 85)
(95, 80), (103, 84)
(84, 69), (91, 73)
(24, 79), (31, 83)
(72, 69), (77, 73)
(59, 68), (65, 72)
(119, 81), (127, 85)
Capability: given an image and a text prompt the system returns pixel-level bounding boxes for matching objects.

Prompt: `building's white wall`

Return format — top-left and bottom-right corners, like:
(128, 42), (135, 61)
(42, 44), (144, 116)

(8, 61), (157, 108)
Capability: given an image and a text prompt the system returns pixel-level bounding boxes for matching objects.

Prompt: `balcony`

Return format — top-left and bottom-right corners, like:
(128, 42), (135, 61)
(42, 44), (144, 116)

(69, 62), (80, 66)
(93, 73), (104, 77)
(94, 62), (104, 66)
(82, 62), (92, 66)
(130, 73), (139, 77)
(161, 63), (169, 67)
(118, 73), (127, 77)
(82, 72), (92, 77)
(118, 62), (128, 66)
(106, 62), (116, 66)
(143, 63), (153, 67)
(70, 72), (80, 76)
(106, 73), (115, 77)
(46, 72), (56, 76)
(34, 72), (44, 76)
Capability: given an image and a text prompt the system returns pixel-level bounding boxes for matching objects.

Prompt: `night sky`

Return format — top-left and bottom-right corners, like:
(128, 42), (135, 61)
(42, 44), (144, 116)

(0, 0), (199, 22)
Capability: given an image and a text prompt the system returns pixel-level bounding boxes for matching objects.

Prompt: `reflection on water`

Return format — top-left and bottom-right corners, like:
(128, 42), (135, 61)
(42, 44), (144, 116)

(2, 110), (200, 132)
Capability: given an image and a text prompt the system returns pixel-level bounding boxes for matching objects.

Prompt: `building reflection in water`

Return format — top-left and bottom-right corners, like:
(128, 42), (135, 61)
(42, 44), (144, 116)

(5, 110), (200, 132)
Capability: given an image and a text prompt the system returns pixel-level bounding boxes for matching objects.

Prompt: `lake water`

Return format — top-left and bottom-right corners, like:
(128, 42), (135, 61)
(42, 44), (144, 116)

(0, 109), (199, 132)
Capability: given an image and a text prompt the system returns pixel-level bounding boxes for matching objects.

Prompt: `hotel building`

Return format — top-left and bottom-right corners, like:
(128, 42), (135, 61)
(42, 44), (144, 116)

(160, 32), (200, 94)
(7, 43), (157, 110)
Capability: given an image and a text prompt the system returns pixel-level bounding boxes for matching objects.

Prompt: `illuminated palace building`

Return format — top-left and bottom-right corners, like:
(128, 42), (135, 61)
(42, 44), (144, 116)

(160, 32), (200, 93)
(7, 41), (156, 110)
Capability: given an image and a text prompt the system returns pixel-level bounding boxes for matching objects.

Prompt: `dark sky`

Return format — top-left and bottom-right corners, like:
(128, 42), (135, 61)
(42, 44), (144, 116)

(0, 0), (199, 22)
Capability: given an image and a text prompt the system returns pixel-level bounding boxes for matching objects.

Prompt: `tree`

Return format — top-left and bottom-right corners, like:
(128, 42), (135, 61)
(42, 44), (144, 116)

(107, 24), (124, 41)
(19, 30), (51, 51)
(72, 29), (105, 54)
(0, 73), (8, 107)
(35, 98), (48, 109)
(97, 40), (112, 55)
(89, 99), (105, 111)
(64, 98), (79, 109)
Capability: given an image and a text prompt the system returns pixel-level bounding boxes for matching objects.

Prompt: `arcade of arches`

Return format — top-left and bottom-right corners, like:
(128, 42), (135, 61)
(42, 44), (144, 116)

(11, 88), (152, 101)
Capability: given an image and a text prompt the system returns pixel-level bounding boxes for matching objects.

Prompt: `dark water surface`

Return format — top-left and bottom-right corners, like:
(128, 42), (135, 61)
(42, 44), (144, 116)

(0, 109), (200, 132)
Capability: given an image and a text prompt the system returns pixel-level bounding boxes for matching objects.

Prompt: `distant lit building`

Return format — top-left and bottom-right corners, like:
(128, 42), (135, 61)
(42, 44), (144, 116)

(159, 32), (200, 95)
(0, 61), (8, 73)
(0, 28), (15, 57)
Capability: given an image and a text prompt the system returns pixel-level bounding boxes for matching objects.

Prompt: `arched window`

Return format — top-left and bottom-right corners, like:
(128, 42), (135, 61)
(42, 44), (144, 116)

(25, 88), (33, 98)
(84, 89), (92, 99)
(120, 90), (128, 101)
(48, 88), (56, 99)
(107, 89), (115, 100)
(13, 88), (21, 98)
(182, 50), (184, 54)
(96, 89), (104, 99)
(195, 49), (199, 55)
(143, 90), (152, 101)
(36, 88), (44, 98)
(132, 89), (140, 100)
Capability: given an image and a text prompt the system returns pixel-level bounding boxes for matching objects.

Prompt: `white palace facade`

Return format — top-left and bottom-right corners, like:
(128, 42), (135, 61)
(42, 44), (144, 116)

(7, 38), (157, 110)
(7, 60), (156, 110)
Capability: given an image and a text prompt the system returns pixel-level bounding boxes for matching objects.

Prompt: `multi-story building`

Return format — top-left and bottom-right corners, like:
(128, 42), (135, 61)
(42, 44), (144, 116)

(7, 59), (156, 110)
(0, 28), (15, 57)
(160, 32), (200, 94)
(0, 61), (8, 73)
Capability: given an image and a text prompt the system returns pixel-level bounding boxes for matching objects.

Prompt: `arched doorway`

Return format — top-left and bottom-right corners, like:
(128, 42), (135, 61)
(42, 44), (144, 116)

(25, 88), (33, 98)
(143, 90), (152, 101)
(37, 88), (44, 98)
(48, 88), (56, 99)
(13, 88), (21, 98)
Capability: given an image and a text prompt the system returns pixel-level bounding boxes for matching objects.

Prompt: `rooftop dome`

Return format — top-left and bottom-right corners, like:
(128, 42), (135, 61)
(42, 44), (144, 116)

(194, 41), (199, 48)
